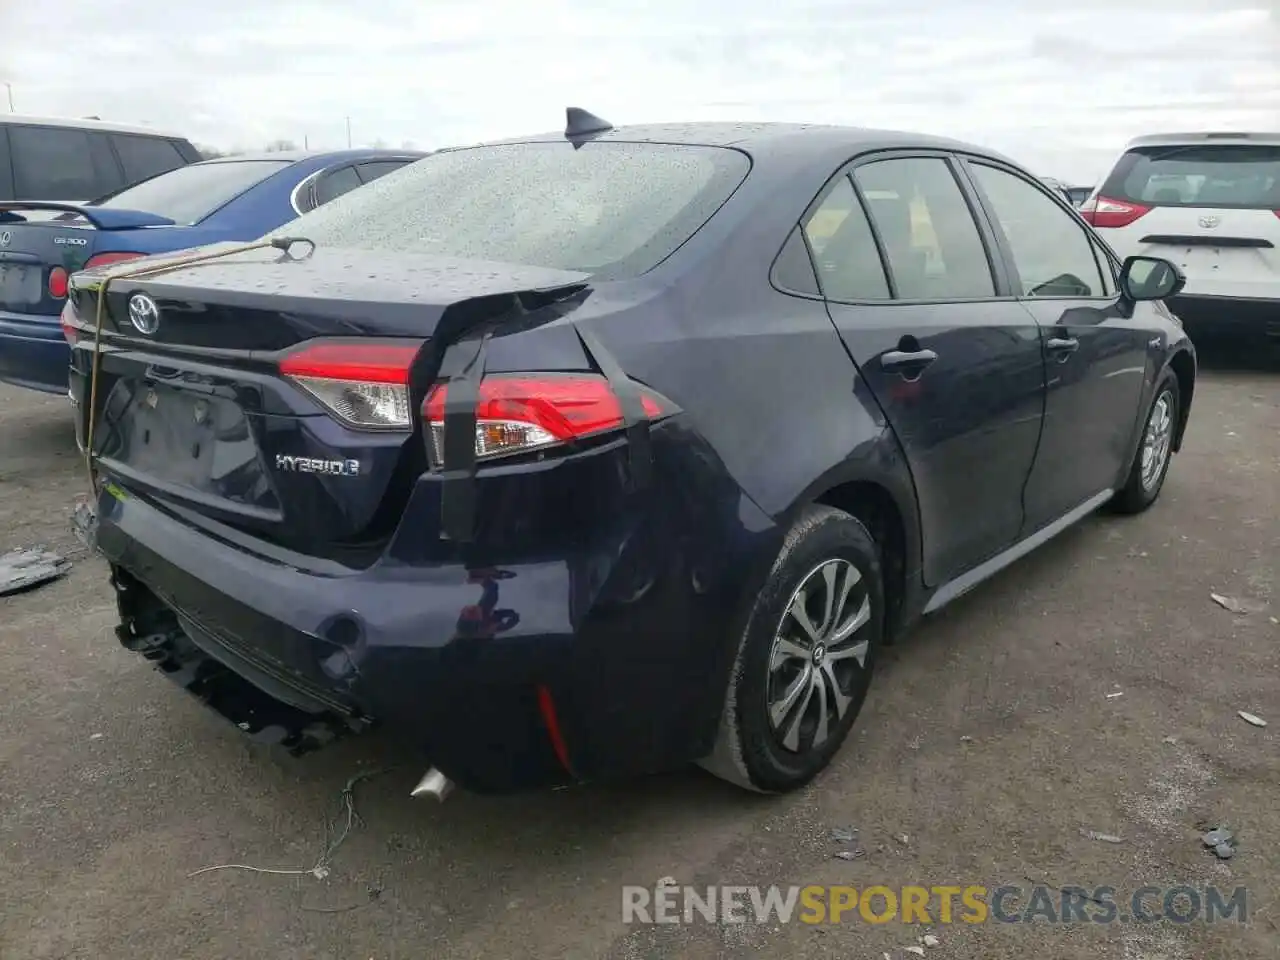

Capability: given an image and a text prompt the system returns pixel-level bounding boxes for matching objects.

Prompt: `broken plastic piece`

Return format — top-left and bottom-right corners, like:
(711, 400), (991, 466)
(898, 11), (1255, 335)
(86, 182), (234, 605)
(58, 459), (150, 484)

(1080, 829), (1123, 843)
(1202, 827), (1233, 847)
(565, 107), (613, 138)
(0, 547), (71, 596)
(1238, 711), (1267, 728)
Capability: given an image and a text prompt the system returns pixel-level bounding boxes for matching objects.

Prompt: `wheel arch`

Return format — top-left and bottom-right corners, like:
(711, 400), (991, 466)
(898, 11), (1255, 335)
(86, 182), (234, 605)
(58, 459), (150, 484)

(1165, 348), (1195, 452)
(789, 454), (923, 645)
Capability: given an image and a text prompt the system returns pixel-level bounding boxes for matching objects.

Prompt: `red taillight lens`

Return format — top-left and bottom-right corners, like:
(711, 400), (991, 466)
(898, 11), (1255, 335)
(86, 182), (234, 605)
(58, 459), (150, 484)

(278, 340), (420, 429)
(83, 251), (145, 270)
(1079, 195), (1151, 229)
(60, 301), (79, 345)
(48, 266), (69, 299)
(422, 373), (672, 463)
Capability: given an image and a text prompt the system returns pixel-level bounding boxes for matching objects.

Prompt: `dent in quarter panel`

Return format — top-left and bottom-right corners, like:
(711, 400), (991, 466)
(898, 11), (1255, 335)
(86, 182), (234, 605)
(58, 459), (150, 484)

(589, 292), (875, 523)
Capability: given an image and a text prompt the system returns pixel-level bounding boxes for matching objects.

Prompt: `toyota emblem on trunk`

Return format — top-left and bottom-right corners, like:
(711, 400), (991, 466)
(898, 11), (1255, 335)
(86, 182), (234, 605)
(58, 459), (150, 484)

(1198, 216), (1221, 229)
(127, 294), (160, 335)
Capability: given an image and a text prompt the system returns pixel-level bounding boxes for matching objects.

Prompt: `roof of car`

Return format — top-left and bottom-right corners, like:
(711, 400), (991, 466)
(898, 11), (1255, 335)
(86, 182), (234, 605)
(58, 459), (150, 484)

(461, 120), (1018, 167)
(0, 113), (187, 138)
(1125, 131), (1280, 148)
(199, 148), (428, 164)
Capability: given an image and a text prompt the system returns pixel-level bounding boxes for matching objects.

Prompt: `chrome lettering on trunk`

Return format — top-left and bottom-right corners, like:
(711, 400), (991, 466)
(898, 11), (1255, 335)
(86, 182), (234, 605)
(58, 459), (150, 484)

(275, 454), (361, 477)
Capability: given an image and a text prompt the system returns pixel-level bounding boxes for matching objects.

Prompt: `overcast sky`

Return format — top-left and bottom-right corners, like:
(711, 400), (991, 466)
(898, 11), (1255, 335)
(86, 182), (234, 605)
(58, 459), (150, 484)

(3, 0), (1277, 182)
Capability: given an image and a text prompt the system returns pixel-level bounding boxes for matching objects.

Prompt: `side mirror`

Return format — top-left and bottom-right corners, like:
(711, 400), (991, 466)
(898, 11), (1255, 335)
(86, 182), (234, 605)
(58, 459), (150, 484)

(1119, 255), (1185, 302)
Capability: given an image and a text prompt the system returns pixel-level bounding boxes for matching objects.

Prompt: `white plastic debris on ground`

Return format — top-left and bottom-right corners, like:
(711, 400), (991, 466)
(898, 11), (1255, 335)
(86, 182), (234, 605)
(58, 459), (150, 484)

(0, 547), (70, 597)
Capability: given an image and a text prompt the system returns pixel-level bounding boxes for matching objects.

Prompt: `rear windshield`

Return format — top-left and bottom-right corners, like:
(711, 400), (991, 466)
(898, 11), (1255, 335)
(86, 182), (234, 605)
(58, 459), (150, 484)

(94, 159), (291, 225)
(1101, 144), (1280, 209)
(272, 141), (751, 278)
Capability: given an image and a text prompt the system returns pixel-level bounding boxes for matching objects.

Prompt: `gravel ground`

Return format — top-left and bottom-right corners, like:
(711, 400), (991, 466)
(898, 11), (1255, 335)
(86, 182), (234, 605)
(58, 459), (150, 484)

(0, 350), (1276, 960)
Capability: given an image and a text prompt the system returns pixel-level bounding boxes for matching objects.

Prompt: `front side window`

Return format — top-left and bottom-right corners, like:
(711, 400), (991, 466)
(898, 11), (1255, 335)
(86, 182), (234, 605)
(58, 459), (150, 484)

(969, 163), (1106, 298)
(852, 157), (995, 300)
(272, 141), (751, 279)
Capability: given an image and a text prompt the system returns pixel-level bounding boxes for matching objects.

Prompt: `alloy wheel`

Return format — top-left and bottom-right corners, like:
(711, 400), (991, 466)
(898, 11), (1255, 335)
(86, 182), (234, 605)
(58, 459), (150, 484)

(1140, 389), (1175, 491)
(766, 558), (873, 754)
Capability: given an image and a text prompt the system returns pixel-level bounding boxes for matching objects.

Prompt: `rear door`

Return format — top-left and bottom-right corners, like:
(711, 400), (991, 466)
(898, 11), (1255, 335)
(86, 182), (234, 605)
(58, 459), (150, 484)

(812, 153), (1047, 587)
(1090, 141), (1280, 299)
(962, 159), (1152, 533)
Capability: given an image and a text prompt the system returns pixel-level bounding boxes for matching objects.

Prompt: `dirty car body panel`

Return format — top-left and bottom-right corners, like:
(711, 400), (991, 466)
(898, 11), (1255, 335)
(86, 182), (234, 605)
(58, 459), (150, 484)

(68, 122), (1195, 793)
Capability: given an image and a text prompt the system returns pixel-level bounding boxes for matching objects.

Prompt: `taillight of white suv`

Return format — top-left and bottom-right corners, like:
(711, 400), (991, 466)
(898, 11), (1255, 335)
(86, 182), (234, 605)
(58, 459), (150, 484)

(1079, 196), (1151, 229)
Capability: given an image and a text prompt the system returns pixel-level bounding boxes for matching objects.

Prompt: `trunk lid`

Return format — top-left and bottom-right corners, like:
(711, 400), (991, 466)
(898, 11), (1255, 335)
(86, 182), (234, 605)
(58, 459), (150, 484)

(71, 245), (589, 561)
(0, 202), (173, 316)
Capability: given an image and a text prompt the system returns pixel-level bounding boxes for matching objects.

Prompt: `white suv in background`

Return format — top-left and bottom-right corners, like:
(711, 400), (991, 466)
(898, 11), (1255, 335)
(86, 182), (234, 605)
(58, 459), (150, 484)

(1081, 132), (1280, 345)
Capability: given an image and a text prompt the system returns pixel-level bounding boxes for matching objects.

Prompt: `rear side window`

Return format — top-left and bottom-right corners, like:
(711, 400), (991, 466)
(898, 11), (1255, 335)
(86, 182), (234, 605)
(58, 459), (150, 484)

(355, 160), (411, 184)
(314, 165), (362, 206)
(802, 175), (889, 300)
(96, 159), (291, 224)
(1101, 144), (1280, 209)
(276, 141), (751, 279)
(10, 125), (115, 199)
(852, 157), (995, 300)
(111, 134), (187, 184)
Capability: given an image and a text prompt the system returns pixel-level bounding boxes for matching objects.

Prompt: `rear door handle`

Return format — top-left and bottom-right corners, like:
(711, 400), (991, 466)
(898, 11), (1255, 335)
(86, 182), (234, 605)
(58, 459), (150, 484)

(1046, 336), (1079, 353)
(880, 348), (938, 373)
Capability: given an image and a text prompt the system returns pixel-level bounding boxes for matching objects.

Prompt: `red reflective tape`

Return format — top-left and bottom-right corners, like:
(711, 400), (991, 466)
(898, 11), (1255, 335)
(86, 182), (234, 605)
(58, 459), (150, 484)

(536, 684), (573, 774)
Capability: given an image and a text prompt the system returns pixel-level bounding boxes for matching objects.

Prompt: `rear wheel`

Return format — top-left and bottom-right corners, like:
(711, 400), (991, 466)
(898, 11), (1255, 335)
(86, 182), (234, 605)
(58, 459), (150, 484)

(700, 504), (883, 793)
(1111, 369), (1180, 515)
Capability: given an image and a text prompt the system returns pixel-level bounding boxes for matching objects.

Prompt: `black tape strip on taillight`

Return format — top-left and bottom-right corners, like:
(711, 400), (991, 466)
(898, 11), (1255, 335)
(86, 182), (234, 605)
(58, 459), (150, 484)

(439, 334), (490, 542)
(573, 324), (652, 491)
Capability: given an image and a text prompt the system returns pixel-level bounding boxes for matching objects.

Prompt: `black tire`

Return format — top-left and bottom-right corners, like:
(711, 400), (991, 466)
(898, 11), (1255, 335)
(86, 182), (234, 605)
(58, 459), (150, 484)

(700, 504), (884, 793)
(1111, 369), (1180, 515)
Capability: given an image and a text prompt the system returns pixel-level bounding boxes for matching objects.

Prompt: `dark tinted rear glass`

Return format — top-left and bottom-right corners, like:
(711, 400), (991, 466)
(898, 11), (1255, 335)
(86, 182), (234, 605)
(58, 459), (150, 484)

(97, 159), (290, 224)
(112, 134), (187, 183)
(276, 141), (750, 278)
(1102, 143), (1280, 209)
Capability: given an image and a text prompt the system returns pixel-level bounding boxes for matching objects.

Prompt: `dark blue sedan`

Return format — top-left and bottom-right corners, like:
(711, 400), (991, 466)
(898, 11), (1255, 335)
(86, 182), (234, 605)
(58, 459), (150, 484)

(0, 148), (423, 394)
(66, 113), (1195, 797)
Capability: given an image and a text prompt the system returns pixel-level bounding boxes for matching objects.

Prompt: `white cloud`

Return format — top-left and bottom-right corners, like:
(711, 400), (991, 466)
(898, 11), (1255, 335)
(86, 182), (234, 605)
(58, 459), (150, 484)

(2, 0), (1277, 182)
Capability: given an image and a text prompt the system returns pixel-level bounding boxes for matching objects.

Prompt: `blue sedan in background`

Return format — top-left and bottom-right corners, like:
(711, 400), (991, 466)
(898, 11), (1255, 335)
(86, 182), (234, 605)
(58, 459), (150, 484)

(0, 148), (425, 394)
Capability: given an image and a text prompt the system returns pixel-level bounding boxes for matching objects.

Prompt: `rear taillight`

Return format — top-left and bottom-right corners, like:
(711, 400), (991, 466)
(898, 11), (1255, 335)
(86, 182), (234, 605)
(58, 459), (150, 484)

(48, 267), (69, 299)
(422, 373), (672, 463)
(1079, 196), (1151, 229)
(83, 251), (145, 270)
(278, 340), (420, 430)
(60, 301), (79, 345)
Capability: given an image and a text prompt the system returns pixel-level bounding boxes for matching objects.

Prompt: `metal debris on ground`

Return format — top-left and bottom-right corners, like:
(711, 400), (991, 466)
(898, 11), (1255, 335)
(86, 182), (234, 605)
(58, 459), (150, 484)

(833, 849), (864, 861)
(1080, 828), (1123, 843)
(1238, 711), (1267, 728)
(1106, 691), (1124, 699)
(1209, 593), (1248, 614)
(0, 546), (71, 597)
(188, 767), (392, 882)
(830, 826), (857, 843)
(1202, 827), (1236, 860)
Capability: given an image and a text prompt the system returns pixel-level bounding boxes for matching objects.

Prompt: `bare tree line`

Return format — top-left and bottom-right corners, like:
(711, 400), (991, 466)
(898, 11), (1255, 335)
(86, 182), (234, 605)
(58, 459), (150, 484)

(196, 138), (419, 159)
